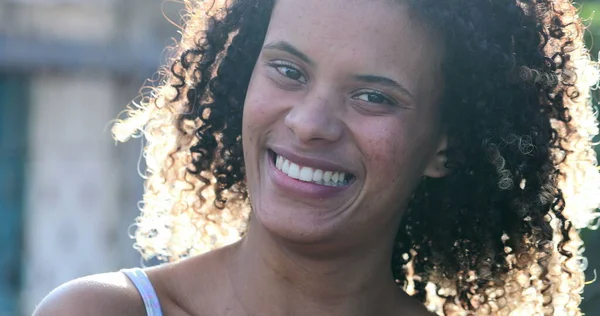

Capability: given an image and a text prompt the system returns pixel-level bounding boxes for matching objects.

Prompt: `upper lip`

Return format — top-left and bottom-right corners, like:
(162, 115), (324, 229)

(269, 145), (356, 176)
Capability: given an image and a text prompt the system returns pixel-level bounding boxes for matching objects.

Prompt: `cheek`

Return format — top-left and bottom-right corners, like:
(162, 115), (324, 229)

(242, 73), (288, 131)
(365, 132), (407, 185)
(359, 131), (412, 218)
(358, 121), (426, 190)
(361, 120), (406, 163)
(243, 82), (266, 127)
(242, 76), (273, 142)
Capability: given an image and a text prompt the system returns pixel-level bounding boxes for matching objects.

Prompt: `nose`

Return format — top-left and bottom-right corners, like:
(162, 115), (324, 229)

(284, 91), (344, 144)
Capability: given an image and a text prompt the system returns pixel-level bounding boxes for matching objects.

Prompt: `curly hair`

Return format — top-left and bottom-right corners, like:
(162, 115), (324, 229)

(112, 0), (600, 314)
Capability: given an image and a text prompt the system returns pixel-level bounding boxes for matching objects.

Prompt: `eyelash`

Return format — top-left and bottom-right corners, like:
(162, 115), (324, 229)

(266, 60), (398, 107)
(267, 61), (308, 84)
(351, 90), (397, 106)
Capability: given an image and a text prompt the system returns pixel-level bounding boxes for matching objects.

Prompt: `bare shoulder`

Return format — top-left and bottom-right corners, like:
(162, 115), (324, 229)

(145, 244), (236, 314)
(32, 272), (145, 316)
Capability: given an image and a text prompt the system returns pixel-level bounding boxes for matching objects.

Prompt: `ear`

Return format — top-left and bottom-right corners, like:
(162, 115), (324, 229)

(423, 135), (449, 178)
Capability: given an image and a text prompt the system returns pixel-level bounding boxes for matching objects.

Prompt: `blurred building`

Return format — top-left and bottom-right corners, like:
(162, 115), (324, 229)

(0, 0), (181, 315)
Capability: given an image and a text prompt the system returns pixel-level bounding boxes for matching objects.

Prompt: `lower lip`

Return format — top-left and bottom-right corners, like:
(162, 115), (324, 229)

(267, 151), (353, 200)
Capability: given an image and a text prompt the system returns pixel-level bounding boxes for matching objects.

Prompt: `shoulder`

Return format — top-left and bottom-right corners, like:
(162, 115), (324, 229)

(32, 271), (146, 316)
(145, 245), (236, 314)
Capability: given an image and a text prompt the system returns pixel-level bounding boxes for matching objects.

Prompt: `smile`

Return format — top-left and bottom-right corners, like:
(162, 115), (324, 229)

(268, 150), (355, 189)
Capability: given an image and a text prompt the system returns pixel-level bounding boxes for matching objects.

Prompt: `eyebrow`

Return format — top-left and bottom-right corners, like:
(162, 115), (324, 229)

(263, 41), (314, 65)
(352, 75), (414, 100)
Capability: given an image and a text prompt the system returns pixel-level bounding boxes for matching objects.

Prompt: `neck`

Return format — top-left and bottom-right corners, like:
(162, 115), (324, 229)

(225, 216), (407, 316)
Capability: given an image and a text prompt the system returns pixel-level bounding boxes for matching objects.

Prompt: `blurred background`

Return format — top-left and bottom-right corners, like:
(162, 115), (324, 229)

(0, 0), (598, 315)
(0, 0), (183, 314)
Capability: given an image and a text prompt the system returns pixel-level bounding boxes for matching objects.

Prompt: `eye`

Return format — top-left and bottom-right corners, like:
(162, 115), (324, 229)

(352, 91), (397, 106)
(268, 61), (308, 84)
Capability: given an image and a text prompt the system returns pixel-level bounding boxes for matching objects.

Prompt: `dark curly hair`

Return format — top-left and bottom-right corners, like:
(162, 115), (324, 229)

(113, 0), (600, 314)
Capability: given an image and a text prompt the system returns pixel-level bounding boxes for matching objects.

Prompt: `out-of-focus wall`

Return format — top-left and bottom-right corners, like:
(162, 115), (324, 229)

(21, 72), (137, 314)
(0, 1), (183, 315)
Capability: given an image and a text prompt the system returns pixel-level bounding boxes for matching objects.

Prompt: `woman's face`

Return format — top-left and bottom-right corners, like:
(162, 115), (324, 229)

(242, 0), (446, 245)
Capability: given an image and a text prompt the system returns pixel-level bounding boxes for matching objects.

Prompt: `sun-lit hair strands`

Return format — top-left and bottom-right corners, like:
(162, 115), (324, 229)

(112, 0), (274, 262)
(394, 0), (600, 314)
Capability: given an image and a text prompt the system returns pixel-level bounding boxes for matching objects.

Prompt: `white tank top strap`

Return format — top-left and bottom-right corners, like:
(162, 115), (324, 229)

(121, 268), (164, 316)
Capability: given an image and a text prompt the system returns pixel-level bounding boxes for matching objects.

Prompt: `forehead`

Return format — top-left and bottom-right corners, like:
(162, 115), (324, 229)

(268, 0), (436, 55)
(265, 0), (443, 99)
(271, 0), (404, 31)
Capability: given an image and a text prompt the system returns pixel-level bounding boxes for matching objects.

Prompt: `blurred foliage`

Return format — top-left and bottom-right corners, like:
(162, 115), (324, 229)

(582, 2), (600, 55)
(581, 1), (600, 217)
(578, 2), (600, 314)
(581, 2), (600, 145)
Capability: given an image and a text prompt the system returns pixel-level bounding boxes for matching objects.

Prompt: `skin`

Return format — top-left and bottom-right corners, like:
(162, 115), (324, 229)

(33, 0), (446, 315)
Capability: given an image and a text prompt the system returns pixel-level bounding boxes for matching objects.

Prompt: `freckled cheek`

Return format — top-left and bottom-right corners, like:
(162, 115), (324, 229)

(363, 134), (408, 187)
(243, 92), (278, 135)
(243, 106), (264, 136)
(243, 78), (288, 128)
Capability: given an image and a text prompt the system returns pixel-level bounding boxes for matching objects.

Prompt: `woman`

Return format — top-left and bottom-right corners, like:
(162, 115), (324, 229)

(34, 0), (599, 315)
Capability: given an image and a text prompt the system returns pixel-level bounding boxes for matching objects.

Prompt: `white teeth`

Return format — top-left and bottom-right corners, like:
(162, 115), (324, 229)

(299, 167), (313, 181)
(282, 159), (290, 173)
(312, 169), (323, 182)
(288, 163), (300, 179)
(274, 153), (351, 187)
(323, 171), (332, 183)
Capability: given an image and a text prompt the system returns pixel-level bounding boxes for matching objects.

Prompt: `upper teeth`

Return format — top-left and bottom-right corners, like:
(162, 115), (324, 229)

(275, 154), (349, 187)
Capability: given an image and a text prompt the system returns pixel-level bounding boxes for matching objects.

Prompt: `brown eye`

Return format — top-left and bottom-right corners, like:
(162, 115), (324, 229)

(269, 61), (308, 84)
(278, 66), (303, 81)
(353, 91), (396, 106)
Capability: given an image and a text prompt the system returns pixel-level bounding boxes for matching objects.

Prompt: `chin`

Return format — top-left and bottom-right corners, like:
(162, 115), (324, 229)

(250, 197), (347, 245)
